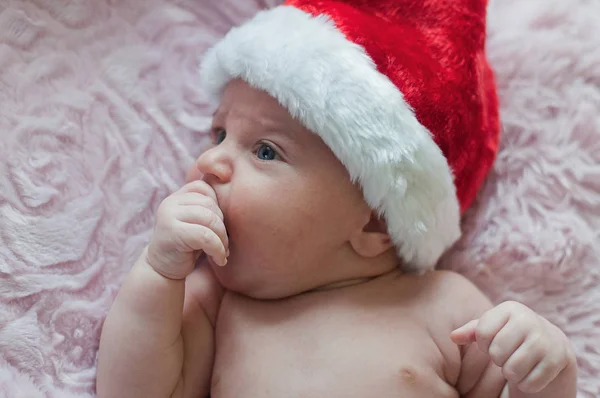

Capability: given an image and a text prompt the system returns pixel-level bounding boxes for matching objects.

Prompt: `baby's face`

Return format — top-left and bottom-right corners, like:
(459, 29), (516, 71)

(186, 80), (374, 299)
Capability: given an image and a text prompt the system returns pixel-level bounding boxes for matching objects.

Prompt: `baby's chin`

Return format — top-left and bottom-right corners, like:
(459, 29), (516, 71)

(208, 257), (304, 300)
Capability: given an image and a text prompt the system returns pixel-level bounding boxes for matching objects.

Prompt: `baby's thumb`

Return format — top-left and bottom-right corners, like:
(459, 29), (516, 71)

(450, 319), (479, 345)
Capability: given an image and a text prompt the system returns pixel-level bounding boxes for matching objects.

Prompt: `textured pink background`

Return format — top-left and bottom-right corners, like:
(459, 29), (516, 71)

(0, 0), (598, 397)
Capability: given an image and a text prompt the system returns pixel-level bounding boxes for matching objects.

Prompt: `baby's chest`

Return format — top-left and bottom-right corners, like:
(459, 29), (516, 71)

(210, 295), (457, 398)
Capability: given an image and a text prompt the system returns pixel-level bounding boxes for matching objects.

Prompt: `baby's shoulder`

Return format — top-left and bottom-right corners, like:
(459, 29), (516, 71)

(401, 270), (493, 326)
(356, 270), (495, 387)
(398, 270), (494, 383)
(423, 270), (489, 302)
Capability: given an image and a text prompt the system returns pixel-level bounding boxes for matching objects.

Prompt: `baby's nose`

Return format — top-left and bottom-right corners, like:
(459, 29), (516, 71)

(195, 145), (233, 184)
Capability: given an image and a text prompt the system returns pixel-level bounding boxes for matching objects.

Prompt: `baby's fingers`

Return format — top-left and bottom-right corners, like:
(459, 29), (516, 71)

(472, 303), (513, 354)
(451, 320), (478, 345)
(517, 354), (566, 393)
(177, 206), (229, 252)
(487, 318), (529, 367)
(181, 223), (228, 266)
(177, 192), (224, 221)
(177, 180), (218, 202)
(501, 336), (545, 387)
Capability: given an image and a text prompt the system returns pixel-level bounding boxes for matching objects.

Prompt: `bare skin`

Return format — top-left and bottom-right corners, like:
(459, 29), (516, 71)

(96, 80), (577, 398)
(212, 269), (491, 398)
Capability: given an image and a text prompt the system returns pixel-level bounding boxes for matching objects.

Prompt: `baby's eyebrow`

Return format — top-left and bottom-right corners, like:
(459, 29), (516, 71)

(210, 108), (302, 143)
(264, 129), (304, 152)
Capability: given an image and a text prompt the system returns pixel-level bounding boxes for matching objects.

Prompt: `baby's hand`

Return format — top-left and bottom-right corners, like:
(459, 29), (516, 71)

(450, 301), (576, 394)
(146, 180), (229, 280)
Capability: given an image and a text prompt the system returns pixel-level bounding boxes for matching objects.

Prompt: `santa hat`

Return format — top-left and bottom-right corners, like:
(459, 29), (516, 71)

(199, 0), (500, 272)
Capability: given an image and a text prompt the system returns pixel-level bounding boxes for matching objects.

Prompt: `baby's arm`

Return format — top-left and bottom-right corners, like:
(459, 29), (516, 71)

(452, 301), (577, 398)
(97, 252), (190, 398)
(96, 181), (228, 398)
(177, 263), (223, 397)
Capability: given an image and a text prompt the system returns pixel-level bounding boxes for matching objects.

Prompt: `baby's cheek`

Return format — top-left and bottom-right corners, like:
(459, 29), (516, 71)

(226, 194), (280, 240)
(234, 200), (306, 255)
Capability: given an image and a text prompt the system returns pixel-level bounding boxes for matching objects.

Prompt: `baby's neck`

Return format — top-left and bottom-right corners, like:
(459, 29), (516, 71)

(311, 277), (375, 292)
(309, 268), (402, 294)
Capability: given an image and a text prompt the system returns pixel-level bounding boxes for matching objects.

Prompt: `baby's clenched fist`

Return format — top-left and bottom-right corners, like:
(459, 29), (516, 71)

(451, 301), (576, 394)
(146, 180), (229, 280)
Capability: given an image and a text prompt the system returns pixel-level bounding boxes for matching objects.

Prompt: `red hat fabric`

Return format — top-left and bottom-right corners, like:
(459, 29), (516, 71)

(200, 0), (499, 272)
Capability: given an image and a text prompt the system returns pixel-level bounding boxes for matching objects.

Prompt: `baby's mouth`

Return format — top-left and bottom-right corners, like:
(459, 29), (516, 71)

(195, 253), (209, 268)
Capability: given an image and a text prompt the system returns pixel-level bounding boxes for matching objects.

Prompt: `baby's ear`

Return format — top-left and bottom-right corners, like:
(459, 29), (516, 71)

(349, 212), (393, 258)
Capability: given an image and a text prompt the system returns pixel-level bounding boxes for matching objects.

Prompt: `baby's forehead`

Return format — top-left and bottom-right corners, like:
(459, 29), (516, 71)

(213, 80), (334, 154)
(212, 106), (291, 131)
(214, 96), (313, 139)
(215, 80), (302, 127)
(213, 104), (336, 161)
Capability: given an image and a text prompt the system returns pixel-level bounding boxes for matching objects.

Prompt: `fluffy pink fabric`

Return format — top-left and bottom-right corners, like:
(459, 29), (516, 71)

(0, 0), (598, 396)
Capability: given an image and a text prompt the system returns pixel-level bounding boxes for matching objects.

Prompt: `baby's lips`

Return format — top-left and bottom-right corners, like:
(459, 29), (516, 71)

(194, 252), (207, 267)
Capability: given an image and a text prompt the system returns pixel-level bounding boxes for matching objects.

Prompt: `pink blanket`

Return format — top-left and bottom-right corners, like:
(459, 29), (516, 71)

(0, 0), (598, 396)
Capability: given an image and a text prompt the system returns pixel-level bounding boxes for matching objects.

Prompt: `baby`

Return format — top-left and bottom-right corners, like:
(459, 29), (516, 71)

(96, 1), (577, 397)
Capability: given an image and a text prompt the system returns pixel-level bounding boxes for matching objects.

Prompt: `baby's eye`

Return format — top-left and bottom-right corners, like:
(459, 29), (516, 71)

(213, 129), (226, 145)
(255, 143), (279, 161)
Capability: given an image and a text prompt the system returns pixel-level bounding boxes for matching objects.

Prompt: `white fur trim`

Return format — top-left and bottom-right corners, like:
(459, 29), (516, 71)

(200, 6), (461, 271)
